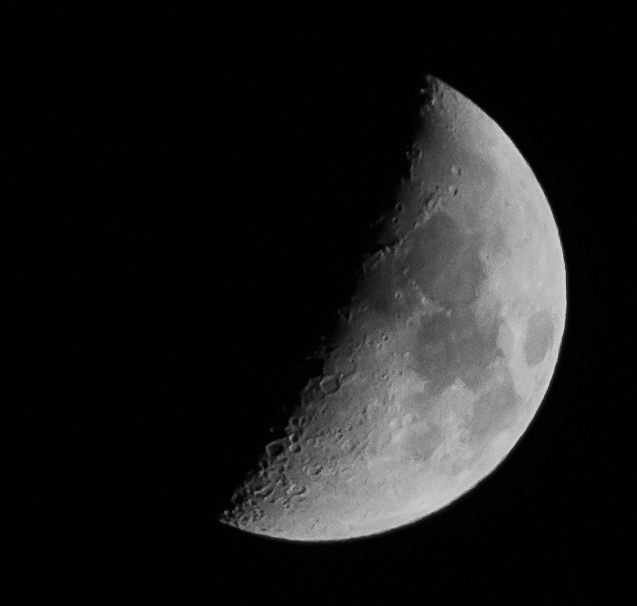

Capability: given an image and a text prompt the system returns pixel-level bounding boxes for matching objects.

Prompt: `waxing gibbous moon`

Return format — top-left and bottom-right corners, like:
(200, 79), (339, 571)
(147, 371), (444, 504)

(221, 76), (567, 541)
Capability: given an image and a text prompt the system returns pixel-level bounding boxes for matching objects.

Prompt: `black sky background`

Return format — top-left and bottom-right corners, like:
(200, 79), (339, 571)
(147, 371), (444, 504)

(6, 6), (629, 604)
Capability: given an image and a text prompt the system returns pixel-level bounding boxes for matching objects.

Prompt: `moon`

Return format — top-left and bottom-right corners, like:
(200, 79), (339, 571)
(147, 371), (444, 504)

(221, 76), (567, 541)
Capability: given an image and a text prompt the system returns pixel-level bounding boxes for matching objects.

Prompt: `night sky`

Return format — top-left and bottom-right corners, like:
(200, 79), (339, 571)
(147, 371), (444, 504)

(6, 6), (628, 603)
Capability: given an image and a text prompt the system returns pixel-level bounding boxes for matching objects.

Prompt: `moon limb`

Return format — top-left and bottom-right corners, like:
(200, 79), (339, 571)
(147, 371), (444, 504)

(222, 77), (567, 541)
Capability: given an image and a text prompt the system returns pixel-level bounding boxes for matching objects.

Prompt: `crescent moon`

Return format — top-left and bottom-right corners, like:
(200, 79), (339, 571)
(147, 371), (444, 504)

(222, 76), (567, 541)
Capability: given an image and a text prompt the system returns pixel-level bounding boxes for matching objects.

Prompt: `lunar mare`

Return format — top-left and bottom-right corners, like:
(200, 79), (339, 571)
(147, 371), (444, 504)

(222, 77), (566, 541)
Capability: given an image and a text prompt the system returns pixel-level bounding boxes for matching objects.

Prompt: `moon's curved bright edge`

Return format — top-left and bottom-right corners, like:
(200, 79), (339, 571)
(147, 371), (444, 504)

(221, 76), (567, 541)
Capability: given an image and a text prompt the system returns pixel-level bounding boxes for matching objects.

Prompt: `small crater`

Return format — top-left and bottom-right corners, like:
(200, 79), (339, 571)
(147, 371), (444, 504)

(305, 463), (324, 476)
(373, 333), (390, 351)
(320, 375), (341, 394)
(253, 482), (275, 499)
(288, 415), (306, 430)
(265, 440), (286, 459)
(287, 432), (303, 453)
(285, 482), (308, 497)
(302, 379), (325, 406)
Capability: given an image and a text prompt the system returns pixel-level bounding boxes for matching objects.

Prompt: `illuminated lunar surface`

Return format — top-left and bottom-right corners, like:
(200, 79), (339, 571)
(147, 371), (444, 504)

(221, 77), (567, 541)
